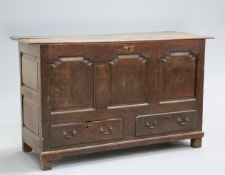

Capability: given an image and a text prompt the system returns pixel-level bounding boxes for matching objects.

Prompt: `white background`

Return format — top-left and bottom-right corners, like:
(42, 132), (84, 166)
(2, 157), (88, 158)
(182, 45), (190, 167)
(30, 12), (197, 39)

(0, 0), (224, 174)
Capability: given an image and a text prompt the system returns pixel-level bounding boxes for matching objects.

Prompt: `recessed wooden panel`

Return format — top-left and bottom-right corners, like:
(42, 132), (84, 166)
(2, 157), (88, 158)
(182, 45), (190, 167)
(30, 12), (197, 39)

(22, 54), (38, 90)
(23, 97), (39, 135)
(160, 52), (197, 101)
(109, 54), (148, 106)
(51, 57), (94, 111)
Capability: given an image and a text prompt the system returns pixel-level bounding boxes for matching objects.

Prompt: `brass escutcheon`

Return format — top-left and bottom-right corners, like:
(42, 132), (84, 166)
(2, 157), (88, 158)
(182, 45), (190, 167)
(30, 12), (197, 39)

(124, 45), (135, 53)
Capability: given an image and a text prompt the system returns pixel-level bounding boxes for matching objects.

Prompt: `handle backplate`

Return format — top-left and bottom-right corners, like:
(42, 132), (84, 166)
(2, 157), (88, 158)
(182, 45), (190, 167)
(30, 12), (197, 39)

(63, 130), (77, 139)
(146, 120), (158, 129)
(99, 126), (113, 135)
(177, 117), (189, 125)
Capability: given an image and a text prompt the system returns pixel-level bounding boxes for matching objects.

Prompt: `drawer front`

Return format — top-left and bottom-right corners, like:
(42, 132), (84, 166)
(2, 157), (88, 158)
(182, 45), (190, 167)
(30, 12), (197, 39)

(51, 118), (122, 147)
(136, 111), (198, 137)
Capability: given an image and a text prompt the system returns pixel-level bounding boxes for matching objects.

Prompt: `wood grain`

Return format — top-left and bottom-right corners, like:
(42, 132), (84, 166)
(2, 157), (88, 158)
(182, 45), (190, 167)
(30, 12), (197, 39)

(12, 34), (211, 170)
(10, 31), (213, 44)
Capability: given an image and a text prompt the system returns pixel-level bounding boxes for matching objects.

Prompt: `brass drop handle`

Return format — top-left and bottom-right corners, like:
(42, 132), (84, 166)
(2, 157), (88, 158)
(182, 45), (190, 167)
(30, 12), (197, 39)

(63, 130), (77, 139)
(124, 45), (135, 53)
(99, 126), (113, 135)
(146, 121), (158, 129)
(177, 117), (189, 125)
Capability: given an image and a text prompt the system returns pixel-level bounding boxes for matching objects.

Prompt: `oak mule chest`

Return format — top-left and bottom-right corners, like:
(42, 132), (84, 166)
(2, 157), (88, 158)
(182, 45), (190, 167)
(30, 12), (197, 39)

(11, 32), (212, 170)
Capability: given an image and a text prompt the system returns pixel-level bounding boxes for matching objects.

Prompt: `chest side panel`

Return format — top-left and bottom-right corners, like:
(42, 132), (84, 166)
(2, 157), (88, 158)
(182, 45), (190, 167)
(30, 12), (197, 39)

(19, 43), (42, 150)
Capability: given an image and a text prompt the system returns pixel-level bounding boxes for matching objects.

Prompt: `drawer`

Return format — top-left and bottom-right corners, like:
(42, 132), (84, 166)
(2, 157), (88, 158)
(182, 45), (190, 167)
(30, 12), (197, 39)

(51, 118), (122, 147)
(136, 111), (198, 137)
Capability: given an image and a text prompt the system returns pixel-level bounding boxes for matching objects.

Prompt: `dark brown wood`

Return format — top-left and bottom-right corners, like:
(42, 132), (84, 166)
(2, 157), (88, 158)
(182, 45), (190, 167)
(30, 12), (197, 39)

(51, 118), (122, 147)
(22, 127), (42, 150)
(40, 155), (52, 170)
(51, 56), (94, 111)
(22, 142), (32, 152)
(11, 32), (211, 170)
(110, 54), (148, 105)
(41, 131), (204, 163)
(191, 138), (202, 148)
(136, 110), (198, 136)
(160, 51), (197, 101)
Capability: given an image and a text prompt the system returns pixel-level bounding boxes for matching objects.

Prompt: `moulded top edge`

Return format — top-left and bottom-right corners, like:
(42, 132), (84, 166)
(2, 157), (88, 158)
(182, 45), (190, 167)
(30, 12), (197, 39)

(10, 31), (214, 44)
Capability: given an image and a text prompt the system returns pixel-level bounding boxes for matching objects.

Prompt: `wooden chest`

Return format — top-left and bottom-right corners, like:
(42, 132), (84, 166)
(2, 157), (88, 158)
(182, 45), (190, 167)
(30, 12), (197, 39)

(11, 32), (212, 170)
